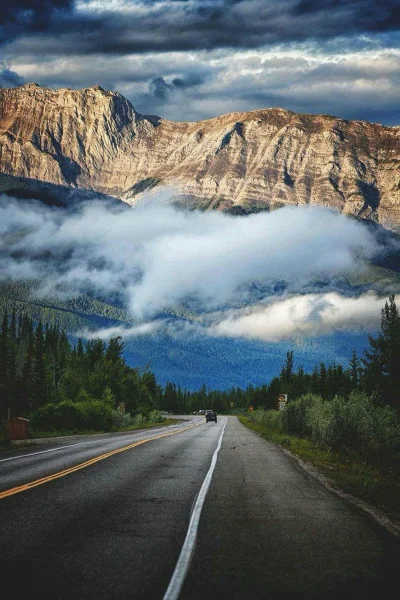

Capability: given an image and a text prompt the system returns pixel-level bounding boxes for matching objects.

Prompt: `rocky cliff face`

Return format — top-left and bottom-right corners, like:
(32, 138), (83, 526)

(0, 83), (399, 229)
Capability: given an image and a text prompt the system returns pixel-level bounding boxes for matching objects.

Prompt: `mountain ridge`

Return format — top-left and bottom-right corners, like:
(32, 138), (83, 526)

(0, 83), (399, 229)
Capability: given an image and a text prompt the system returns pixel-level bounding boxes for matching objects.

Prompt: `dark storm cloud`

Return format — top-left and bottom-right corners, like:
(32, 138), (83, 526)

(149, 77), (170, 100)
(0, 64), (24, 87)
(292, 0), (400, 32)
(1, 1), (399, 54)
(138, 71), (208, 115)
(0, 0), (72, 22)
(149, 73), (207, 101)
(0, 0), (73, 42)
(1, 1), (399, 125)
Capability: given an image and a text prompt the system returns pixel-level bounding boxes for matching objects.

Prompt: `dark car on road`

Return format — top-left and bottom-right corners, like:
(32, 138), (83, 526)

(205, 409), (217, 423)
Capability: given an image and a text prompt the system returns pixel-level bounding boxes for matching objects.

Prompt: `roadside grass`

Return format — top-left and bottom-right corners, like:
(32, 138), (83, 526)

(239, 416), (400, 524)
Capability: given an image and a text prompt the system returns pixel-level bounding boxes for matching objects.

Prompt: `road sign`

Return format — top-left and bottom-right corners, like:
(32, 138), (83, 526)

(277, 394), (288, 410)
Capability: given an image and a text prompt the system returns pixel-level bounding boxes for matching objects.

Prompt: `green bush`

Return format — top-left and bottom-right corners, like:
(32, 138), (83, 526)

(79, 399), (113, 431)
(111, 410), (133, 429)
(248, 407), (283, 431)
(147, 410), (166, 424)
(132, 413), (146, 427)
(244, 394), (400, 471)
(282, 393), (322, 437)
(30, 399), (113, 432)
(295, 391), (400, 469)
(31, 401), (82, 432)
(306, 396), (334, 449)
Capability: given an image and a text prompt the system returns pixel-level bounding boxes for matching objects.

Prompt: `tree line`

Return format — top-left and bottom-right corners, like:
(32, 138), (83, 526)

(0, 295), (399, 431)
(162, 295), (400, 414)
(0, 311), (162, 425)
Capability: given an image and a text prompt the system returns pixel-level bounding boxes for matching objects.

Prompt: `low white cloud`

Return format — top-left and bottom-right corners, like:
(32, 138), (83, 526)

(125, 201), (378, 317)
(0, 194), (380, 320)
(211, 291), (398, 341)
(77, 321), (162, 341)
(3, 191), (399, 347)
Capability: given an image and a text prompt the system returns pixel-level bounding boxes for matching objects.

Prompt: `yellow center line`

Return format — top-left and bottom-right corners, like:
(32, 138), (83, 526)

(0, 421), (203, 500)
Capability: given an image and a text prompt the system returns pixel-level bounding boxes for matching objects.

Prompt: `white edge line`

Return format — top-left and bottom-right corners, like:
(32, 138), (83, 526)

(0, 442), (92, 462)
(163, 416), (227, 600)
(0, 420), (200, 463)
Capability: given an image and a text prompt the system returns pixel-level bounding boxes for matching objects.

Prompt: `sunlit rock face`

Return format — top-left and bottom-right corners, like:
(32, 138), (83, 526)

(0, 83), (399, 228)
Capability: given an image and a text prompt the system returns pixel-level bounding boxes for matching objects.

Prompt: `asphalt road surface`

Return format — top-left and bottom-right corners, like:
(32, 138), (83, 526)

(0, 416), (399, 599)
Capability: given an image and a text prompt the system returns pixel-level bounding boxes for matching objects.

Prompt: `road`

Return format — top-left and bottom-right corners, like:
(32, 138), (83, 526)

(0, 416), (399, 599)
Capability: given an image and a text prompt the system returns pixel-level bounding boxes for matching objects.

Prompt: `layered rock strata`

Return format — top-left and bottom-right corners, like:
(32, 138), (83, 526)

(0, 83), (399, 228)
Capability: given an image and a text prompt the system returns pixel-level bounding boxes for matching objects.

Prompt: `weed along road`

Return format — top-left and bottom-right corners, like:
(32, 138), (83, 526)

(0, 417), (399, 599)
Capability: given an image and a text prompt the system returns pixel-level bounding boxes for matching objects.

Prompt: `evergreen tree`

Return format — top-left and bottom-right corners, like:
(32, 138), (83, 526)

(253, 384), (268, 409)
(280, 350), (294, 381)
(20, 317), (35, 414)
(348, 349), (361, 391)
(318, 362), (327, 398)
(0, 312), (10, 420)
(10, 309), (16, 341)
(266, 376), (282, 409)
(33, 320), (47, 409)
(77, 338), (84, 360)
(105, 336), (124, 363)
(291, 366), (307, 400)
(363, 294), (400, 408)
(163, 382), (177, 414)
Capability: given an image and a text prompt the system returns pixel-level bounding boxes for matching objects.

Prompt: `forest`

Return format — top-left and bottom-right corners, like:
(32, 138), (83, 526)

(163, 295), (400, 414)
(0, 296), (399, 437)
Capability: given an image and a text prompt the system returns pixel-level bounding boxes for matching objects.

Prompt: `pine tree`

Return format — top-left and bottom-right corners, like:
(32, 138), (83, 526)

(0, 312), (10, 420)
(105, 336), (124, 363)
(363, 295), (400, 408)
(310, 364), (319, 394)
(280, 350), (294, 381)
(163, 382), (176, 414)
(17, 313), (23, 342)
(348, 349), (361, 391)
(77, 338), (84, 360)
(32, 320), (47, 409)
(291, 366), (307, 399)
(10, 309), (16, 342)
(20, 317), (35, 414)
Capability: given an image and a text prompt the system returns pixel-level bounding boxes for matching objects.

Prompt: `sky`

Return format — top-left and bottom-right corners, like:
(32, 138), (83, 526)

(0, 0), (399, 124)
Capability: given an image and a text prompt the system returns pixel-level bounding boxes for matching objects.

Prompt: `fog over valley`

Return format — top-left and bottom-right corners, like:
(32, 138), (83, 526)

(1, 191), (399, 387)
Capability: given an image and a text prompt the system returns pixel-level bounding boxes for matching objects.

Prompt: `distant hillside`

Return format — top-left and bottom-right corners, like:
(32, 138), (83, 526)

(0, 259), (398, 389)
(0, 281), (131, 331)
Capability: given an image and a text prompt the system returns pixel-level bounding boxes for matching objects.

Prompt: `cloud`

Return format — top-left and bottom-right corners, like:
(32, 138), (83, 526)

(1, 1), (398, 125)
(0, 0), (72, 24)
(125, 203), (379, 317)
(7, 42), (400, 124)
(77, 320), (162, 340)
(211, 291), (399, 341)
(0, 1), (73, 45)
(146, 74), (207, 103)
(0, 63), (24, 87)
(2, 1), (399, 53)
(77, 290), (400, 344)
(0, 193), (384, 322)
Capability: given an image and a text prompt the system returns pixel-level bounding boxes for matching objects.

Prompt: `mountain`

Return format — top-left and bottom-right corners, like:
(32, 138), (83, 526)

(0, 83), (399, 229)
